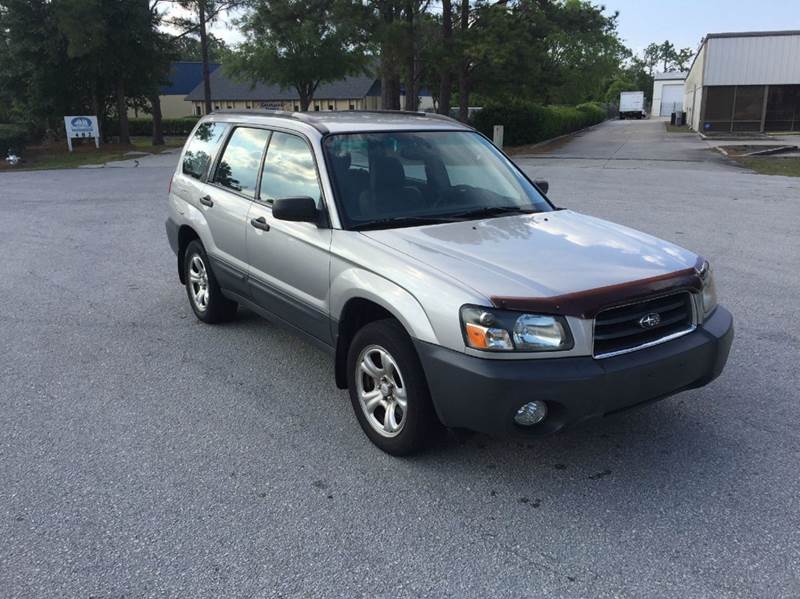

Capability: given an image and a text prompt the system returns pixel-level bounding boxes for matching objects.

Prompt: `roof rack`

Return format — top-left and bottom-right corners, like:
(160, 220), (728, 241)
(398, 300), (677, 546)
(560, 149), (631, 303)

(212, 109), (331, 133)
(211, 108), (465, 134)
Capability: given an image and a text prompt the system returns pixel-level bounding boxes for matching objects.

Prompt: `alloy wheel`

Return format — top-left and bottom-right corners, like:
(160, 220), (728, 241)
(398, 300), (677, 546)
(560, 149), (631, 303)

(355, 344), (408, 437)
(188, 254), (209, 312)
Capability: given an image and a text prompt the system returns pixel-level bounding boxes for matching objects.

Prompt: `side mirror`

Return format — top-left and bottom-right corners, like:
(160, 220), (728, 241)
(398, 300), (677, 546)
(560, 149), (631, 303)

(272, 196), (318, 223)
(533, 179), (549, 195)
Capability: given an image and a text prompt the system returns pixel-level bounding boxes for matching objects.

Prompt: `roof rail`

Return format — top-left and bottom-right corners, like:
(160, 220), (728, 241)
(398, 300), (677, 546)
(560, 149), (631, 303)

(212, 109), (330, 133)
(210, 108), (468, 133)
(341, 109), (463, 124)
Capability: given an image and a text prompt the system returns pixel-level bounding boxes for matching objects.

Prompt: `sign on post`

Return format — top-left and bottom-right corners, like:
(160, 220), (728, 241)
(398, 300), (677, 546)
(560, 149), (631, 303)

(64, 116), (100, 152)
(492, 125), (504, 149)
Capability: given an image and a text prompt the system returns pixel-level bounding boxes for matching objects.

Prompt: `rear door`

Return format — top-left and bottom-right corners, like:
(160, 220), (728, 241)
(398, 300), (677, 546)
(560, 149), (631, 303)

(245, 130), (333, 345)
(203, 126), (271, 295)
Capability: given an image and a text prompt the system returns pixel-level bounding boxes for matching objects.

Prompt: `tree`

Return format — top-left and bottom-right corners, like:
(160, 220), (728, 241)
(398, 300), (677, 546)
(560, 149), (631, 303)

(0, 0), (78, 131)
(229, 0), (371, 111)
(640, 40), (693, 74)
(171, 32), (228, 62)
(170, 1), (243, 115)
(437, 0), (454, 115)
(56, 0), (166, 145)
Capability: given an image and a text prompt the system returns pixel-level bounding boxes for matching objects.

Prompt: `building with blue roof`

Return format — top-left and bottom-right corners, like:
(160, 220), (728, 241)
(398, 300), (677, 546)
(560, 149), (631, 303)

(161, 61), (220, 118)
(130, 61), (221, 119)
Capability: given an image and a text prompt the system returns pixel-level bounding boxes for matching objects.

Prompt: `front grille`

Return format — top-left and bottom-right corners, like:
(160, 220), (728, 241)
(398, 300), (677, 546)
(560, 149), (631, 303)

(593, 292), (694, 358)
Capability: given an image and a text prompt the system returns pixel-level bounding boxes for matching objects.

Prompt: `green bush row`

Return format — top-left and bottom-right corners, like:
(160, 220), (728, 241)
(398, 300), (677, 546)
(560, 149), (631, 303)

(472, 101), (608, 147)
(0, 123), (28, 156)
(104, 117), (200, 137)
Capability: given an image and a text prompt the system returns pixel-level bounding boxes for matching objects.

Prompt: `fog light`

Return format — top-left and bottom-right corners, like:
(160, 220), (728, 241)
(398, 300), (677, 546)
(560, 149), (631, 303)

(514, 401), (547, 426)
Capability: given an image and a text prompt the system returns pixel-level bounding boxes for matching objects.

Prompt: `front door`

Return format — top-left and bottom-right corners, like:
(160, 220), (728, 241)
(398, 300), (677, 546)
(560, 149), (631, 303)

(246, 131), (333, 345)
(203, 125), (271, 295)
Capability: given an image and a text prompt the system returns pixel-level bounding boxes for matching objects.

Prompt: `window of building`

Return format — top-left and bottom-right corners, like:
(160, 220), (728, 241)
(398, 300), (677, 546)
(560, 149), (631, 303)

(195, 105), (202, 116)
(314, 105), (320, 111)
(349, 104), (355, 111)
(182, 122), (228, 180)
(704, 85), (767, 132)
(212, 127), (270, 198)
(328, 104), (334, 111)
(294, 105), (300, 111)
(732, 86), (765, 132)
(765, 85), (800, 132)
(260, 132), (321, 207)
(214, 105), (220, 111)
(246, 103), (252, 109)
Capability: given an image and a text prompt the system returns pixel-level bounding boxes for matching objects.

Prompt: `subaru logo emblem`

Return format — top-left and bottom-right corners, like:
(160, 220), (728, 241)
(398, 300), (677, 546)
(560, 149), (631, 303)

(639, 313), (661, 328)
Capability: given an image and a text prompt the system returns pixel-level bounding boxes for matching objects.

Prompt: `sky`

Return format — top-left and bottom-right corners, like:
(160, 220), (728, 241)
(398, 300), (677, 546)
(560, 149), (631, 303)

(605, 0), (800, 54)
(178, 0), (800, 56)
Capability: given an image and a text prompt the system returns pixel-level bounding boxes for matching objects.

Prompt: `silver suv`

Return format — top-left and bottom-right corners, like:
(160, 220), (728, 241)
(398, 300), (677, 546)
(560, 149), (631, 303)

(166, 110), (733, 454)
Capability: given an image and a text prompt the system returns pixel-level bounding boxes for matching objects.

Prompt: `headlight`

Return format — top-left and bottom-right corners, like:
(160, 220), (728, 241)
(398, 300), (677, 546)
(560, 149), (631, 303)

(698, 260), (718, 317)
(460, 305), (573, 352)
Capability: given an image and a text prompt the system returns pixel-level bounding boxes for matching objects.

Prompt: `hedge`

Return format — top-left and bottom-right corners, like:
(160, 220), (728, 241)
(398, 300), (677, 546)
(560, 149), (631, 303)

(472, 101), (608, 147)
(0, 123), (28, 156)
(104, 117), (200, 137)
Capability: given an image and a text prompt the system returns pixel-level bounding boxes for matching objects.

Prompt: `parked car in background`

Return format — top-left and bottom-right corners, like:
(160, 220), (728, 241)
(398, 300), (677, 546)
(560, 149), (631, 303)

(619, 91), (646, 119)
(166, 110), (733, 455)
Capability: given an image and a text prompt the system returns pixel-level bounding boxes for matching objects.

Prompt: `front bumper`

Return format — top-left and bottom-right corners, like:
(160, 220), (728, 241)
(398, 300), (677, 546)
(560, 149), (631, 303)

(415, 306), (733, 437)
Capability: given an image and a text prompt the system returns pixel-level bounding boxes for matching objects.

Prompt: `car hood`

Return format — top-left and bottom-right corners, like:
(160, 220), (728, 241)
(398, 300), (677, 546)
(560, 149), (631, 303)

(361, 210), (699, 300)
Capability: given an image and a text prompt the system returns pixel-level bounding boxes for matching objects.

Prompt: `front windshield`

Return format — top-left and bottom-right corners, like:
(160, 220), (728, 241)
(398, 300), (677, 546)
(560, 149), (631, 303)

(323, 131), (552, 230)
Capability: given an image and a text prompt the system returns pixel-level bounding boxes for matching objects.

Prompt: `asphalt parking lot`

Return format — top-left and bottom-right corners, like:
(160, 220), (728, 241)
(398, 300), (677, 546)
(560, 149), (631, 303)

(1, 119), (799, 598)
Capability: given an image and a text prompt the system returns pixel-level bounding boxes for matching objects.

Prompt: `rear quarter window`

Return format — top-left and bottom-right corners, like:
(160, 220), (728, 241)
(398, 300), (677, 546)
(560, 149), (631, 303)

(182, 121), (228, 180)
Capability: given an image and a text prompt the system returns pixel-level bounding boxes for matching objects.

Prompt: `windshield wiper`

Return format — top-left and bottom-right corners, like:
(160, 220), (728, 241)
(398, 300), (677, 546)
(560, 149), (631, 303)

(350, 216), (456, 231)
(448, 205), (539, 220)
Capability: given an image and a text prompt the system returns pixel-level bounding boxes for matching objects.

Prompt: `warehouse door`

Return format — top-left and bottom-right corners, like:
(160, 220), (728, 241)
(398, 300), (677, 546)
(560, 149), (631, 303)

(660, 84), (684, 116)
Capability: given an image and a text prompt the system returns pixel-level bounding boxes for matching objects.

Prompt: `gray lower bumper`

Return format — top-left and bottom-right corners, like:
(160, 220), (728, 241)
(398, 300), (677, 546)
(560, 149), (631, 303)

(415, 306), (734, 437)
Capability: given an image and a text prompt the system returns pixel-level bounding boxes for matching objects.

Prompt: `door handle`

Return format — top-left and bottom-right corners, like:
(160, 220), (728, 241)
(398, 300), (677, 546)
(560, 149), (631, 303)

(199, 195), (214, 207)
(250, 216), (270, 231)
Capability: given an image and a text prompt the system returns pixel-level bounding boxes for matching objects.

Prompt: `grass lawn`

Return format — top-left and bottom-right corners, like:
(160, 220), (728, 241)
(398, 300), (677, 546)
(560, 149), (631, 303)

(1, 136), (185, 172)
(735, 156), (800, 177)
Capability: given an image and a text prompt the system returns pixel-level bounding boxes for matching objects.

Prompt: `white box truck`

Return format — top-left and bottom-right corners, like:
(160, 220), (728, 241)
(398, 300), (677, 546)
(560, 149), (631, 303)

(619, 91), (645, 120)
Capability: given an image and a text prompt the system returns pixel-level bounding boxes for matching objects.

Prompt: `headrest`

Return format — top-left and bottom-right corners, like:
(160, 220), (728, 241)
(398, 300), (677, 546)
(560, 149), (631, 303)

(331, 152), (351, 172)
(372, 155), (405, 189)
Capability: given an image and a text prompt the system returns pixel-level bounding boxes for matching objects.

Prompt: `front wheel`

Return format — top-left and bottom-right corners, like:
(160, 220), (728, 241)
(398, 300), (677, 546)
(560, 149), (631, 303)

(346, 320), (438, 455)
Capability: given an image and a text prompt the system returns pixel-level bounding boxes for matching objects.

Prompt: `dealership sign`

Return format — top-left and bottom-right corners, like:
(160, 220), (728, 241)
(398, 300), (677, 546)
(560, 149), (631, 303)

(64, 115), (100, 151)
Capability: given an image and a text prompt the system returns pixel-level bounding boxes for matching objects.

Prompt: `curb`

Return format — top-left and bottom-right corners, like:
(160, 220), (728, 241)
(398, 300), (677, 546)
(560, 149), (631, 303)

(506, 121), (607, 154)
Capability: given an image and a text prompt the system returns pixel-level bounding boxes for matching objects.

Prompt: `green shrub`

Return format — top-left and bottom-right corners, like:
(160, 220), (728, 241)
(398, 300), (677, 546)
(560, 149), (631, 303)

(472, 101), (608, 147)
(0, 123), (28, 156)
(104, 117), (200, 138)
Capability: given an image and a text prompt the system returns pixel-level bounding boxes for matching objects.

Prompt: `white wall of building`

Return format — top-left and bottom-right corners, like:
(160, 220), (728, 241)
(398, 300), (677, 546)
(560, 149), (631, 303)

(684, 42), (707, 130)
(704, 33), (800, 86)
(652, 79), (685, 117)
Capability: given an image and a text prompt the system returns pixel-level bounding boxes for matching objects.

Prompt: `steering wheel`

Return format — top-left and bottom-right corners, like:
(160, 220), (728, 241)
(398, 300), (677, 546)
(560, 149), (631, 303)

(431, 184), (474, 209)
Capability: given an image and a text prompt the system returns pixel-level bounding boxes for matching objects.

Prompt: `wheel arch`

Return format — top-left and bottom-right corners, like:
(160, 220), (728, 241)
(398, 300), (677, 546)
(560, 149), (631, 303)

(177, 225), (200, 284)
(332, 280), (437, 389)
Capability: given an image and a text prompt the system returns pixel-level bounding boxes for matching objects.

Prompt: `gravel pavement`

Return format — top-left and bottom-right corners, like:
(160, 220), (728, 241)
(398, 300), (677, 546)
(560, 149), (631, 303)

(1, 119), (799, 598)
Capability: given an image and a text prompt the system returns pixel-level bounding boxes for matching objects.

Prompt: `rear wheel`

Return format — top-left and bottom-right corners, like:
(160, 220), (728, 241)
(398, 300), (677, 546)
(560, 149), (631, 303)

(183, 240), (237, 323)
(347, 319), (438, 455)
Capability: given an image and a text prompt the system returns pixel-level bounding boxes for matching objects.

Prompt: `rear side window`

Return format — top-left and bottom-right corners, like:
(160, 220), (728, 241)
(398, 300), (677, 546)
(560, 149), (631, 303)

(212, 127), (270, 198)
(260, 132), (321, 206)
(182, 122), (227, 179)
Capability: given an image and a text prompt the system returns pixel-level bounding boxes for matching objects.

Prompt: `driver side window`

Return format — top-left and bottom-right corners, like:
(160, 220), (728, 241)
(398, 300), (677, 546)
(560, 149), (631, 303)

(260, 132), (322, 207)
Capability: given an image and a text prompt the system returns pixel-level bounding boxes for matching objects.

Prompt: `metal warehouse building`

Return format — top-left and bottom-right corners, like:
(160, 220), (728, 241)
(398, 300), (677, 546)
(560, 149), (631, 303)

(651, 71), (687, 117)
(684, 30), (800, 133)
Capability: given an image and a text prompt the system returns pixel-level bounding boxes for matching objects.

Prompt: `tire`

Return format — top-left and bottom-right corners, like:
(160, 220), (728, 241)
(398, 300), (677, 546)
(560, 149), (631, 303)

(183, 240), (237, 324)
(346, 319), (438, 455)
